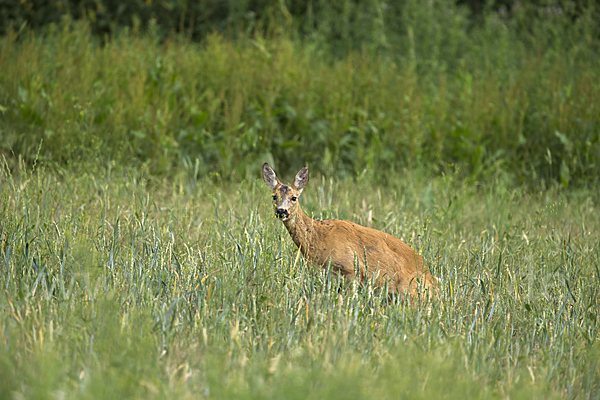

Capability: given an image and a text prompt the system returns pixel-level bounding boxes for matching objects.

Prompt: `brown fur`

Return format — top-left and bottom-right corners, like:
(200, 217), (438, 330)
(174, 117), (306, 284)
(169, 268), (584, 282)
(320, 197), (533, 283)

(262, 163), (438, 297)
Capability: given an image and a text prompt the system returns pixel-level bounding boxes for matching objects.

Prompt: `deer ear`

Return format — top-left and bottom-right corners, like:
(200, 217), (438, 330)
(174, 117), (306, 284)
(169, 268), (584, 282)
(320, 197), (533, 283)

(293, 166), (309, 191)
(262, 163), (280, 189)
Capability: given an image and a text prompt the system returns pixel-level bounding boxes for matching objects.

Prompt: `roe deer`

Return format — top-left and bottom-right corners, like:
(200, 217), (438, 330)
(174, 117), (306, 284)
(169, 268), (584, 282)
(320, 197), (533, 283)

(262, 163), (438, 298)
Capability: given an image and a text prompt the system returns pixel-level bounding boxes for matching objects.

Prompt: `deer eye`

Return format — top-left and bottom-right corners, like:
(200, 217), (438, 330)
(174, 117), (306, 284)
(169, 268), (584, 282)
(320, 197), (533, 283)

(291, 197), (297, 201)
(272, 195), (277, 201)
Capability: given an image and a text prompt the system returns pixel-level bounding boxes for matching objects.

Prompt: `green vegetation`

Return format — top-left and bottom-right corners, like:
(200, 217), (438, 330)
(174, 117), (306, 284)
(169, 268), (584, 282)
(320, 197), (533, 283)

(1, 1), (599, 398)
(1, 1), (599, 185)
(1, 162), (599, 398)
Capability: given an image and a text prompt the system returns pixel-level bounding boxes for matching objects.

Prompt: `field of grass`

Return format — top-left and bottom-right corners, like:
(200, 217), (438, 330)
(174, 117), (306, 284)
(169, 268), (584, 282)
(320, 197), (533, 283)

(1, 3), (600, 397)
(1, 160), (598, 399)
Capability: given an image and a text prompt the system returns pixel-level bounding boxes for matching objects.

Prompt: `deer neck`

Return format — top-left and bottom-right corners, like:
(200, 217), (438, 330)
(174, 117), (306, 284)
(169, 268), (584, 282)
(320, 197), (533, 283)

(282, 205), (314, 251)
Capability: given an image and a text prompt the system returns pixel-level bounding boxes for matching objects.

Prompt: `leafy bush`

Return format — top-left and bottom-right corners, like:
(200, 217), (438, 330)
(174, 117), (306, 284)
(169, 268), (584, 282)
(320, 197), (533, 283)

(0, 1), (599, 185)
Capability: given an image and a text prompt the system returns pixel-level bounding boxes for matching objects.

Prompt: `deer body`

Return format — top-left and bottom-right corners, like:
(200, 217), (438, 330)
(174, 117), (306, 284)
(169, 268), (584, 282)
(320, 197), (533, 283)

(262, 163), (437, 296)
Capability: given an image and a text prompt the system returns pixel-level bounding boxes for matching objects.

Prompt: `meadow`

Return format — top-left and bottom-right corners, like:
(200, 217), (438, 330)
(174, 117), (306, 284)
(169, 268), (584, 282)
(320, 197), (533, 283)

(0, 160), (599, 399)
(1, 1), (600, 397)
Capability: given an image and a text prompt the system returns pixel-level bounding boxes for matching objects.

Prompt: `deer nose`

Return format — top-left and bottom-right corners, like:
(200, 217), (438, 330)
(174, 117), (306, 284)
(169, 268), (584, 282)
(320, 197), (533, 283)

(276, 208), (289, 219)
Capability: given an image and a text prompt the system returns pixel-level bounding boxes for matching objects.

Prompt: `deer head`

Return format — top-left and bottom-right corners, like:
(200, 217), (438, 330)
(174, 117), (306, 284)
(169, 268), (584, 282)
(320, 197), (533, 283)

(262, 163), (309, 222)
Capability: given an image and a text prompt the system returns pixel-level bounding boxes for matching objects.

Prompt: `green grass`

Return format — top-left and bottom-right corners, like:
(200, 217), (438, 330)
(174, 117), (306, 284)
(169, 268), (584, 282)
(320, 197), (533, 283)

(1, 161), (599, 399)
(1, 4), (599, 397)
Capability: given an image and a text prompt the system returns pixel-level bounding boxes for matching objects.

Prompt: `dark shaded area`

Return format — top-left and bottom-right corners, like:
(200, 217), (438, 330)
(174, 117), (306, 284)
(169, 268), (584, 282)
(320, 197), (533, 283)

(458, 0), (600, 21)
(2, 0), (599, 43)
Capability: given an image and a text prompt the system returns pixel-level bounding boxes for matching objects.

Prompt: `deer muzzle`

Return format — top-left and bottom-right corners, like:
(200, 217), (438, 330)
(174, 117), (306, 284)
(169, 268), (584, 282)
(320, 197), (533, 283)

(276, 208), (289, 219)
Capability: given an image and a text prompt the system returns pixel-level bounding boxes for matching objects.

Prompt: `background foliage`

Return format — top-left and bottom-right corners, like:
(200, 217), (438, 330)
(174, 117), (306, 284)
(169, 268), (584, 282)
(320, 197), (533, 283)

(2, 0), (600, 44)
(1, 0), (599, 185)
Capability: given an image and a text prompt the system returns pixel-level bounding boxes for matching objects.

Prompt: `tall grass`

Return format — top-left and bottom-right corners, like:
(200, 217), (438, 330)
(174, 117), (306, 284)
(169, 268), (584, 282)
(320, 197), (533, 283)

(1, 4), (599, 185)
(1, 2), (599, 397)
(1, 161), (598, 398)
